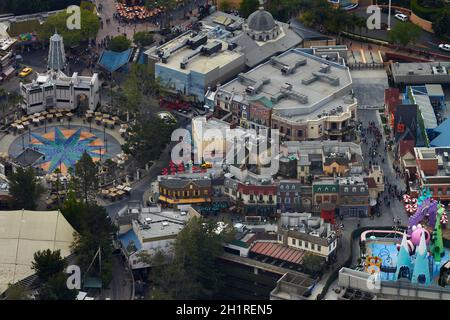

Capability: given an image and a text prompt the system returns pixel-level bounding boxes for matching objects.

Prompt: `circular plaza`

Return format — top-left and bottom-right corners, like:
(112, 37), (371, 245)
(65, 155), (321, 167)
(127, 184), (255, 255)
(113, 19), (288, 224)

(1, 109), (128, 175)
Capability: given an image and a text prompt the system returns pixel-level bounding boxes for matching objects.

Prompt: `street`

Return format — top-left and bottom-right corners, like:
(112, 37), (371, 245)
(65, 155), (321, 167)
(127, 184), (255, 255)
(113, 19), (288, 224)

(353, 7), (450, 57)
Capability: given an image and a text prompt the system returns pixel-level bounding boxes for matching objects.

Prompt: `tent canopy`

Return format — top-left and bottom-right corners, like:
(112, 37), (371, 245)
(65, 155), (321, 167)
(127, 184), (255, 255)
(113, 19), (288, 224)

(97, 48), (133, 73)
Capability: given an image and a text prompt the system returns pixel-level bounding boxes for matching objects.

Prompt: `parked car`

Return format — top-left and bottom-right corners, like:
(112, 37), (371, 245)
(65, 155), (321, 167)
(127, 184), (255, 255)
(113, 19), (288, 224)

(394, 13), (408, 22)
(438, 43), (450, 52)
(18, 67), (33, 77)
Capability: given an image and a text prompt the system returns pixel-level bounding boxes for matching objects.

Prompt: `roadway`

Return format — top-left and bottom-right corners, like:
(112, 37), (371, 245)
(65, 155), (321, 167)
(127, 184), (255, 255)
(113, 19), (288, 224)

(352, 7), (450, 57)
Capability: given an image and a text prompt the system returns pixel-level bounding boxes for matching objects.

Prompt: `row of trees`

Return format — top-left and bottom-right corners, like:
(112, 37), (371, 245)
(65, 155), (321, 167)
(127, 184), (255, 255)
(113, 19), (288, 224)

(0, 0), (80, 15)
(38, 6), (100, 47)
(0, 89), (25, 128)
(107, 32), (155, 52)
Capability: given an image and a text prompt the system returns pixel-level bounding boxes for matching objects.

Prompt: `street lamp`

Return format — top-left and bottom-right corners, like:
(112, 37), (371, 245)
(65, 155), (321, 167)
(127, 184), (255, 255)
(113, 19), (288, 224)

(387, 0), (392, 31)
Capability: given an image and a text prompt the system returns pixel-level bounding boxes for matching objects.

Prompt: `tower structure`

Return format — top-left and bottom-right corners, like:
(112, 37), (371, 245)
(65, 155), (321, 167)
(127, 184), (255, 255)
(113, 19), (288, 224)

(395, 232), (413, 281)
(47, 31), (66, 72)
(411, 231), (431, 286)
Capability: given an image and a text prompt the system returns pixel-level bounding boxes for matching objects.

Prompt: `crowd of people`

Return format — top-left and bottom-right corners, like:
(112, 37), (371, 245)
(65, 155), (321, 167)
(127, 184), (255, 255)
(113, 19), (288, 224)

(360, 119), (408, 220)
(115, 3), (162, 23)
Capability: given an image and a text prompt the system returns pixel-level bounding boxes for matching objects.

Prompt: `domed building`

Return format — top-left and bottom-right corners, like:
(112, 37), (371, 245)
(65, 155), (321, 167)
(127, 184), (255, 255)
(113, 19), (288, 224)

(244, 7), (280, 42)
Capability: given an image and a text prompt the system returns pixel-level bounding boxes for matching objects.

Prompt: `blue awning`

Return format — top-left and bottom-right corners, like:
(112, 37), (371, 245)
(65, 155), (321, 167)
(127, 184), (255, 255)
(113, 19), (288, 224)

(97, 48), (133, 73)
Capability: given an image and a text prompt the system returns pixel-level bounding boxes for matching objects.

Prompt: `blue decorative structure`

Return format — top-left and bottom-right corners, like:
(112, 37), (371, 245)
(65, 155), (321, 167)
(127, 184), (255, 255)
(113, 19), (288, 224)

(411, 231), (432, 286)
(395, 232), (413, 281)
(30, 127), (106, 173)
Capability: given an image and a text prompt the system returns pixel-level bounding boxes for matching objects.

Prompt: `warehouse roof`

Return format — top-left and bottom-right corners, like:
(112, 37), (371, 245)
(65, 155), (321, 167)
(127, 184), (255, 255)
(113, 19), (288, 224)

(0, 210), (76, 294)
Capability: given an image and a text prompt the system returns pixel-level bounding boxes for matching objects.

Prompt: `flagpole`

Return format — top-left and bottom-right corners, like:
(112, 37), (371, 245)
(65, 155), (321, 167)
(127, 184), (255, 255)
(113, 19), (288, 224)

(387, 0), (392, 31)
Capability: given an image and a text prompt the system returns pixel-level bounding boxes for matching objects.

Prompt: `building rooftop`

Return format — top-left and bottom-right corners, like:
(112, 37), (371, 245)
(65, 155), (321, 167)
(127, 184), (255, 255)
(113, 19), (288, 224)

(158, 174), (212, 189)
(250, 242), (306, 264)
(279, 212), (336, 246)
(201, 10), (303, 68)
(23, 70), (98, 91)
(218, 49), (354, 123)
(152, 29), (244, 74)
(13, 148), (43, 167)
(136, 209), (188, 240)
(0, 210), (76, 294)
(391, 61), (450, 77)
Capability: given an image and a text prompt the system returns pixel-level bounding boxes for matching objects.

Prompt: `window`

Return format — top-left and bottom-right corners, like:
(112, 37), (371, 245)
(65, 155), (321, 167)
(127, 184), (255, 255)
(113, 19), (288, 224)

(360, 187), (365, 192)
(286, 128), (291, 136)
(292, 238), (297, 246)
(316, 196), (322, 204)
(304, 242), (309, 248)
(297, 130), (303, 137)
(269, 195), (273, 202)
(250, 194), (254, 201)
(344, 187), (349, 192)
(298, 240), (303, 247)
(285, 197), (290, 204)
(317, 245), (321, 252)
(352, 187), (357, 192)
(311, 244), (315, 250)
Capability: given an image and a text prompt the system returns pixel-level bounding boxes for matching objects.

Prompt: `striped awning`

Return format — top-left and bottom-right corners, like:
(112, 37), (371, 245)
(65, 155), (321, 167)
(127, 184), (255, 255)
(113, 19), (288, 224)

(250, 242), (306, 265)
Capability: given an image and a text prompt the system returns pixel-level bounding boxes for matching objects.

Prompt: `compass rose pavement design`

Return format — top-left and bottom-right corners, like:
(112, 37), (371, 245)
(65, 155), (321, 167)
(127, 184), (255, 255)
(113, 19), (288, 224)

(29, 127), (108, 174)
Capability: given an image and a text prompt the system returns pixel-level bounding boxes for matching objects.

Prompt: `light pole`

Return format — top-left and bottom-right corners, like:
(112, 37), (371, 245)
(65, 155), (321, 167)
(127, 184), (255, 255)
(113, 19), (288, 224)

(387, 0), (392, 31)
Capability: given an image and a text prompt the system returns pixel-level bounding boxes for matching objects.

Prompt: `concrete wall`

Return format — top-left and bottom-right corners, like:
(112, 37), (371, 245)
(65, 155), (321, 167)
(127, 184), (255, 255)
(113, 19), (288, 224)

(338, 267), (450, 299)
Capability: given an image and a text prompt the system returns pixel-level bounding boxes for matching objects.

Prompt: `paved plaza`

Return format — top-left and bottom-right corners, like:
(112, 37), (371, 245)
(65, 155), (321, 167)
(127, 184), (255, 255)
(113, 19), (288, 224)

(0, 117), (126, 174)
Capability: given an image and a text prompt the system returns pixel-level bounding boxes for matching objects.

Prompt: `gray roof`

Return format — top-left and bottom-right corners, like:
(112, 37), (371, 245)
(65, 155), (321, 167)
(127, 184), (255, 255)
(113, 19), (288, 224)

(247, 8), (276, 32)
(14, 148), (44, 167)
(218, 49), (353, 121)
(202, 11), (303, 68)
(159, 178), (211, 189)
(231, 25), (303, 68)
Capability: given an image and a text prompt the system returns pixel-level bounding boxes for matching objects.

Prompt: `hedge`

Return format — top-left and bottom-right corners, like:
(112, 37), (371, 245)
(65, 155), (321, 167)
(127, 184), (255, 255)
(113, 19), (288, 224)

(410, 0), (446, 20)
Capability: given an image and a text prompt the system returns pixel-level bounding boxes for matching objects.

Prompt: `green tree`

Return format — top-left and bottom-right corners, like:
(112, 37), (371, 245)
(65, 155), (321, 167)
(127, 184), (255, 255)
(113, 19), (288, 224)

(133, 31), (154, 47)
(389, 21), (422, 47)
(143, 217), (231, 299)
(71, 204), (116, 286)
(31, 249), (67, 282)
(302, 253), (325, 276)
(38, 272), (78, 300)
(122, 117), (175, 167)
(38, 8), (100, 47)
(146, 0), (177, 30)
(73, 152), (99, 204)
(240, 0), (260, 18)
(108, 35), (132, 52)
(121, 64), (143, 115)
(219, 0), (233, 12)
(9, 167), (44, 210)
(432, 9), (450, 37)
(5, 285), (29, 300)
(1, 0), (79, 15)
(60, 189), (87, 232)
